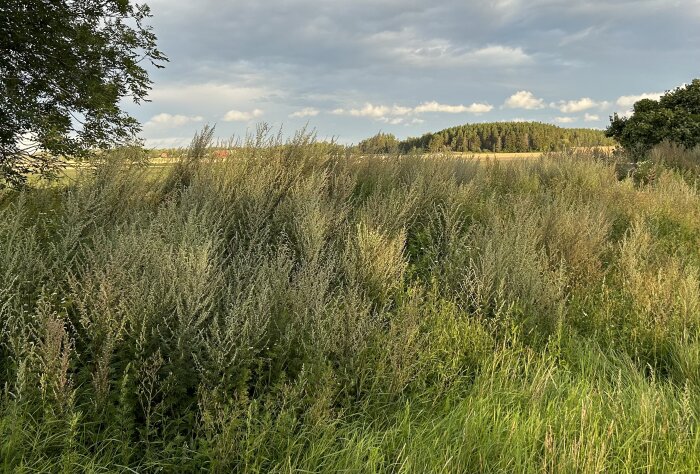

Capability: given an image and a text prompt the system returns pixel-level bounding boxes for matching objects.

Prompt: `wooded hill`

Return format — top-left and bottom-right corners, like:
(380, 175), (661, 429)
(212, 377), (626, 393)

(358, 122), (615, 154)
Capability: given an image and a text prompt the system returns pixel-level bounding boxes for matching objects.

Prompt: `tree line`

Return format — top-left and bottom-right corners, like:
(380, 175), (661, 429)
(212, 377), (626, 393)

(358, 122), (615, 154)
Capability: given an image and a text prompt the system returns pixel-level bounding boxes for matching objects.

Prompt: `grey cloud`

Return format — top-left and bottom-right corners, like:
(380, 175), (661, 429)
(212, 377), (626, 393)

(128, 0), (700, 144)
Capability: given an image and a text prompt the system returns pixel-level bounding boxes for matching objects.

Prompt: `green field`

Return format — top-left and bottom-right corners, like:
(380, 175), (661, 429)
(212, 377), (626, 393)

(2, 137), (700, 472)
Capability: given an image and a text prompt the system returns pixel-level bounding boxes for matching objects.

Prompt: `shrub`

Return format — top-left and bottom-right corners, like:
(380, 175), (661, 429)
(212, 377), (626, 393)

(2, 131), (700, 471)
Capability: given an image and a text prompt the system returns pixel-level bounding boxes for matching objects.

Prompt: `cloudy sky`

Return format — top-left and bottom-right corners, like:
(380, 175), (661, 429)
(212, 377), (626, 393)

(126, 0), (700, 147)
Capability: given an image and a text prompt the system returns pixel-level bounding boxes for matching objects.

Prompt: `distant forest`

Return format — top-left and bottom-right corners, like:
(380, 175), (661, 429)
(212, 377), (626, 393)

(358, 122), (616, 154)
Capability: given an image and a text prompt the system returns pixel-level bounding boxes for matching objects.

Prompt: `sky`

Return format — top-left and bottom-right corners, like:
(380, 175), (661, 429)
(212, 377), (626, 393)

(126, 0), (700, 147)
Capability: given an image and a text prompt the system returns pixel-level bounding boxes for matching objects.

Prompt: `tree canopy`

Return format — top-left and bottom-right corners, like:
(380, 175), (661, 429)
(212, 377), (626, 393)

(357, 133), (400, 154)
(606, 79), (700, 155)
(398, 122), (613, 154)
(0, 0), (166, 187)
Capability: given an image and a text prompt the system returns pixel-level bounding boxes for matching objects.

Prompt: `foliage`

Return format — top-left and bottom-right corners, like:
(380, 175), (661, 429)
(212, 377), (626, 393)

(399, 121), (614, 153)
(0, 0), (166, 187)
(1, 135), (700, 471)
(357, 132), (400, 154)
(606, 79), (700, 155)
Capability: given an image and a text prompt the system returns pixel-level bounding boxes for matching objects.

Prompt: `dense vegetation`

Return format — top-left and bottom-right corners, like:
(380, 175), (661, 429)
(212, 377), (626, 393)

(607, 79), (700, 155)
(1, 132), (700, 472)
(357, 132), (403, 154)
(364, 121), (614, 154)
(0, 0), (166, 187)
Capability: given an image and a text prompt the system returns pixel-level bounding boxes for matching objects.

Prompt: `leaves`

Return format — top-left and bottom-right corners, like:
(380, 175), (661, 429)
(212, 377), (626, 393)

(0, 0), (167, 187)
(606, 79), (700, 154)
(399, 121), (614, 153)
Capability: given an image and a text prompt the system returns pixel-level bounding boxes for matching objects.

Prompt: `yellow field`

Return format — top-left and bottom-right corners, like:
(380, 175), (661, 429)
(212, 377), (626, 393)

(450, 151), (544, 160)
(47, 146), (617, 185)
(450, 146), (615, 161)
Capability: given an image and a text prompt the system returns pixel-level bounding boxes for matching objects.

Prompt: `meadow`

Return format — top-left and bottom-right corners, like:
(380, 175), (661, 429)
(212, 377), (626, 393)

(1, 128), (700, 472)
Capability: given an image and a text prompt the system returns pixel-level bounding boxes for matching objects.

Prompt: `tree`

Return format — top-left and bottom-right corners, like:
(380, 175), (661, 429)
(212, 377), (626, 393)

(0, 0), (167, 187)
(606, 79), (700, 156)
(357, 132), (399, 154)
(428, 134), (445, 153)
(397, 122), (613, 154)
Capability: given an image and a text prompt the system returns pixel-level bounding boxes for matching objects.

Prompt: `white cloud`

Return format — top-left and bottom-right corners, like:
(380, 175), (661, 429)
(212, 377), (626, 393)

(504, 91), (545, 109)
(616, 91), (664, 109)
(508, 117), (528, 122)
(332, 100), (493, 122)
(289, 107), (320, 118)
(584, 113), (600, 122)
(341, 103), (412, 118)
(550, 97), (599, 113)
(333, 104), (388, 118)
(466, 103), (496, 114)
(145, 113), (204, 128)
(414, 101), (493, 114)
(555, 116), (577, 123)
(222, 108), (264, 122)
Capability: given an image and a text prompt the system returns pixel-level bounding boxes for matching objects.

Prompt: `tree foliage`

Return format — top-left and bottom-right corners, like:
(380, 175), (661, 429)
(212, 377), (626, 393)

(357, 132), (400, 154)
(399, 122), (613, 154)
(606, 79), (700, 155)
(0, 0), (166, 187)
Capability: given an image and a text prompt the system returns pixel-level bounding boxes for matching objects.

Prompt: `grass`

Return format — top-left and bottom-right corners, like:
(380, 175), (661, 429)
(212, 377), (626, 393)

(1, 130), (700, 472)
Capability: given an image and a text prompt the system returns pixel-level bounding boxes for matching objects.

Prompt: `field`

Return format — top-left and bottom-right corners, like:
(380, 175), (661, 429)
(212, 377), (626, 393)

(449, 147), (616, 161)
(52, 149), (551, 184)
(1, 133), (700, 472)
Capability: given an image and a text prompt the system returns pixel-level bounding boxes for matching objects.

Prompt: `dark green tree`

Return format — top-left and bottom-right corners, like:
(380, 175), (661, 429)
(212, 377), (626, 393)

(0, 0), (167, 187)
(357, 132), (400, 154)
(399, 122), (613, 154)
(606, 79), (700, 155)
(428, 134), (446, 153)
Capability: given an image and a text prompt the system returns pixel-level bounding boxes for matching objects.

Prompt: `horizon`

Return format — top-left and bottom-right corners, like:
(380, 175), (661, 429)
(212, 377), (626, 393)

(147, 120), (613, 150)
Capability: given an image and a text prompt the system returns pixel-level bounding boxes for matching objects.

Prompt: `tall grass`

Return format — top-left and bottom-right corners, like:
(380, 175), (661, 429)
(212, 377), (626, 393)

(1, 132), (700, 472)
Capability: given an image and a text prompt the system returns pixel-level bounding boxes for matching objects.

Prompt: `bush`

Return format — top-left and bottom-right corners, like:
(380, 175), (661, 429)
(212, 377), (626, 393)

(607, 79), (700, 156)
(2, 130), (700, 471)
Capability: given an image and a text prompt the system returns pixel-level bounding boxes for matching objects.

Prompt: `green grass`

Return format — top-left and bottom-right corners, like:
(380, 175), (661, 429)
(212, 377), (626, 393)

(1, 131), (700, 472)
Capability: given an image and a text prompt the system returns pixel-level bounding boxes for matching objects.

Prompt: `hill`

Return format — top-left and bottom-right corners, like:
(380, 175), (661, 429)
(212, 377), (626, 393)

(358, 122), (616, 154)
